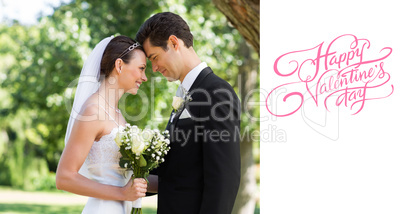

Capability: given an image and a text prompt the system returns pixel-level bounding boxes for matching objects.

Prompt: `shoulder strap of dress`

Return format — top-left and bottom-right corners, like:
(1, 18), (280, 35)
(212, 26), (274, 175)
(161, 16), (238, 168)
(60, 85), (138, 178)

(98, 104), (119, 127)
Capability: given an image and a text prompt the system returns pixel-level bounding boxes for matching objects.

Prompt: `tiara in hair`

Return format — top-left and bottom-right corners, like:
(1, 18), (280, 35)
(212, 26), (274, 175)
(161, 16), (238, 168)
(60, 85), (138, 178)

(118, 42), (141, 58)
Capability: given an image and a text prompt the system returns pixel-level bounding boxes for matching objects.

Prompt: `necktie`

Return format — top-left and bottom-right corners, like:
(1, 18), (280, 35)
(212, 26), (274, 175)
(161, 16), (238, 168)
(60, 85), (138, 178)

(176, 84), (186, 98)
(171, 85), (186, 123)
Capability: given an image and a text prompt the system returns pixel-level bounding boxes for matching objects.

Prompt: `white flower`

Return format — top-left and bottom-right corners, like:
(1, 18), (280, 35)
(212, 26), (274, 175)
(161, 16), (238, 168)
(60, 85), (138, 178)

(131, 135), (146, 155)
(156, 139), (166, 149)
(114, 132), (123, 147)
(161, 158), (165, 162)
(151, 154), (155, 158)
(172, 96), (184, 111)
(141, 128), (154, 142)
(131, 126), (140, 134)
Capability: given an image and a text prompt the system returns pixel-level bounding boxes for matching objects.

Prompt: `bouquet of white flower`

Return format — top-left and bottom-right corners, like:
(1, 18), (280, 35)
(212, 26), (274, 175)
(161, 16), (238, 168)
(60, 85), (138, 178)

(115, 124), (170, 214)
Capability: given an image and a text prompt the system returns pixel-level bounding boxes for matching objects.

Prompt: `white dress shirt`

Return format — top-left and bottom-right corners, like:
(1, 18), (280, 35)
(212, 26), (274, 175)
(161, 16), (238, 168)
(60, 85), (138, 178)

(176, 62), (208, 97)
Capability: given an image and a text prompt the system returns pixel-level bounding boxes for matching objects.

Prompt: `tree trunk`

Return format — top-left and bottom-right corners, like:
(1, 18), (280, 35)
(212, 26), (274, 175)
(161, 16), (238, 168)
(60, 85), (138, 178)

(212, 0), (260, 54)
(232, 41), (259, 214)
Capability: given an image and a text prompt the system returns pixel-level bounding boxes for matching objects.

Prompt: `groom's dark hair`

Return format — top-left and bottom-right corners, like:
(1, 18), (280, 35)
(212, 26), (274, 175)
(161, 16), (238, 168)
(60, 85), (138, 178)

(135, 12), (194, 50)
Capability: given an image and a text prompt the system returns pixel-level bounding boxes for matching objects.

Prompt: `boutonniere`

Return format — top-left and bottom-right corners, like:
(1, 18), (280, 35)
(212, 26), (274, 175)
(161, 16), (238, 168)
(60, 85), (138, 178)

(171, 93), (192, 113)
(172, 96), (184, 112)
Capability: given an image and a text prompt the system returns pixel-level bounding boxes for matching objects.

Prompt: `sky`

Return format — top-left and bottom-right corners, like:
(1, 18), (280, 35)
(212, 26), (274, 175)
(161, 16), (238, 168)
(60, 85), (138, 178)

(0, 0), (71, 25)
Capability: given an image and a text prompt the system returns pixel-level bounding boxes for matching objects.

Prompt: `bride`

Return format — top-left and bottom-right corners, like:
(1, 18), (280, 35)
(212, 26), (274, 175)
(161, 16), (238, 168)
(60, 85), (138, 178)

(56, 35), (156, 213)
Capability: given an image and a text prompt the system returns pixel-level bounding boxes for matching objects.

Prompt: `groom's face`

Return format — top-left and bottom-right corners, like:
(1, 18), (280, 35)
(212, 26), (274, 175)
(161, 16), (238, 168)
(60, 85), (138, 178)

(143, 38), (181, 82)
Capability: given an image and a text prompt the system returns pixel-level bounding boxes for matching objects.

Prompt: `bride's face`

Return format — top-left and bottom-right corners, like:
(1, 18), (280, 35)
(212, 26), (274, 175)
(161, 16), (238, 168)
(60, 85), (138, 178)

(119, 49), (148, 95)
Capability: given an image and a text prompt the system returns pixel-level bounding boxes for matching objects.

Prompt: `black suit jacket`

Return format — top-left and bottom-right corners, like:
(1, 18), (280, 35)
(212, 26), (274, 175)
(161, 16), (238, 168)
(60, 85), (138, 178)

(155, 67), (241, 214)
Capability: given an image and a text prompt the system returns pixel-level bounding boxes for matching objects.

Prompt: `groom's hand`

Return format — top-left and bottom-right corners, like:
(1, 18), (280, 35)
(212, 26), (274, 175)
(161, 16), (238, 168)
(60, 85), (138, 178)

(121, 178), (148, 201)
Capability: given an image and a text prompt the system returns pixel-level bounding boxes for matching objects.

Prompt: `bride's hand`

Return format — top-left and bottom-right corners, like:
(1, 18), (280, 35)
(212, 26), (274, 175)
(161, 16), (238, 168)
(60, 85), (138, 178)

(122, 178), (148, 201)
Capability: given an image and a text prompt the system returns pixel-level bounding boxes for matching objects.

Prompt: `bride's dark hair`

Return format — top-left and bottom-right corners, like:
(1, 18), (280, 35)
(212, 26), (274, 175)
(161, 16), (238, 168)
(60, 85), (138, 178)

(100, 35), (144, 78)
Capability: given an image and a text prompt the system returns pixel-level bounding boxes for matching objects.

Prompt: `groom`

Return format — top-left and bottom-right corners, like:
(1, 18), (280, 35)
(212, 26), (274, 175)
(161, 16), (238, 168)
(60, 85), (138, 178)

(136, 12), (241, 214)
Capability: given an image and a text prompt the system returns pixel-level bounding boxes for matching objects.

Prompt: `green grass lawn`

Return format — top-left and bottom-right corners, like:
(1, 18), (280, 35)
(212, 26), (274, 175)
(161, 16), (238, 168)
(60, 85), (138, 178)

(0, 203), (156, 214)
(0, 186), (157, 214)
(0, 203), (84, 214)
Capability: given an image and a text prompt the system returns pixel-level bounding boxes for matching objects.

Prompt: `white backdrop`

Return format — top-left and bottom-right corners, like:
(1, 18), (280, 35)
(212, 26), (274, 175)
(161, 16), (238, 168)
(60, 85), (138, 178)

(260, 0), (402, 213)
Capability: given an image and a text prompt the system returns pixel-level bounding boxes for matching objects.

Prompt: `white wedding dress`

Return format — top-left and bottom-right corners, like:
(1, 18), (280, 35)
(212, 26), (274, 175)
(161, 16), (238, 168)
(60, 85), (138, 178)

(64, 37), (135, 214)
(81, 112), (132, 214)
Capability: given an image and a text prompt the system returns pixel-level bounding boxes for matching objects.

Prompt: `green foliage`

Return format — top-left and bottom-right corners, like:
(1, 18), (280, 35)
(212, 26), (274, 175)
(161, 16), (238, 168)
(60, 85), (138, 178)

(0, 0), (259, 190)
